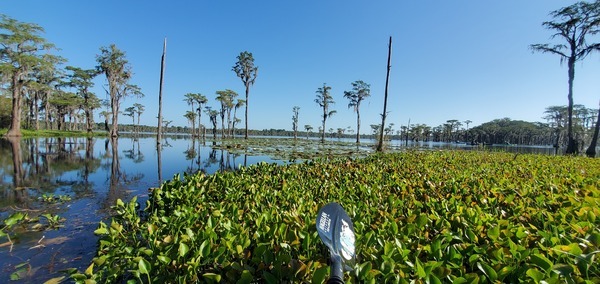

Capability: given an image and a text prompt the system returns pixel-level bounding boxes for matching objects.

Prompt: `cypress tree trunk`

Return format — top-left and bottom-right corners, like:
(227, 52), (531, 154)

(585, 102), (600, 158)
(245, 83), (249, 139)
(356, 107), (361, 144)
(7, 75), (23, 137)
(565, 55), (577, 154)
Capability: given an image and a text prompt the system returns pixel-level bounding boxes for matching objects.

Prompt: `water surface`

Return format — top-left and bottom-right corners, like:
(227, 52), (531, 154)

(0, 136), (282, 282)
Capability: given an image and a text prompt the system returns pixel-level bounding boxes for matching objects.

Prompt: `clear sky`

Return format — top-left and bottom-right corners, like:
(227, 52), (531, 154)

(4, 1), (600, 133)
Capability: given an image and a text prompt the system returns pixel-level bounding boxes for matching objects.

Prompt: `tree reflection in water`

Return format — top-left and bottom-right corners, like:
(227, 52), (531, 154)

(0, 136), (277, 282)
(183, 138), (248, 175)
(103, 137), (144, 212)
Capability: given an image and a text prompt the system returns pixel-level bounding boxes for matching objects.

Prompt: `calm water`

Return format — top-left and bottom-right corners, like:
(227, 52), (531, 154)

(0, 135), (556, 282)
(0, 136), (283, 282)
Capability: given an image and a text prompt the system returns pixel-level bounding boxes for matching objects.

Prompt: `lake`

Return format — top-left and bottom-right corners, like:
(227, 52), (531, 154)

(0, 135), (555, 282)
(0, 135), (285, 282)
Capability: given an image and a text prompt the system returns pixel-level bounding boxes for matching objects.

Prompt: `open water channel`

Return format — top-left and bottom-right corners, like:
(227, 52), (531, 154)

(0, 135), (555, 282)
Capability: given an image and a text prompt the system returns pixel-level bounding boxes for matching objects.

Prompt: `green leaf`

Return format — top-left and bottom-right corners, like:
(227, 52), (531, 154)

(487, 225), (499, 240)
(85, 263), (94, 276)
(415, 258), (427, 278)
(69, 273), (87, 281)
(138, 258), (151, 274)
(262, 271), (278, 284)
(477, 262), (497, 281)
(43, 276), (66, 284)
(200, 239), (211, 258)
(556, 243), (583, 255)
(552, 264), (574, 276)
(4, 212), (25, 227)
(416, 214), (428, 228)
(466, 229), (478, 243)
(428, 273), (442, 284)
(186, 227), (195, 240)
(526, 268), (544, 282)
(203, 273), (221, 282)
(359, 261), (372, 280)
(384, 242), (394, 256)
(237, 270), (253, 284)
(94, 227), (108, 235)
(178, 242), (189, 257)
(530, 253), (553, 272)
(588, 232), (600, 246)
(157, 255), (171, 264)
(312, 266), (328, 284)
(497, 266), (514, 280)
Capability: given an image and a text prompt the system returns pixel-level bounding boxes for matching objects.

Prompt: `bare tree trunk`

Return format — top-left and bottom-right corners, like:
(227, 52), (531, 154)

(244, 83), (249, 139)
(321, 112), (326, 143)
(586, 101), (600, 158)
(356, 107), (361, 144)
(157, 38), (166, 144)
(377, 36), (392, 152)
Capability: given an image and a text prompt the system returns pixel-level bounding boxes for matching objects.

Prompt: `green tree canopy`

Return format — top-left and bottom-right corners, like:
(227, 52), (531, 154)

(96, 44), (142, 137)
(1, 14), (61, 136)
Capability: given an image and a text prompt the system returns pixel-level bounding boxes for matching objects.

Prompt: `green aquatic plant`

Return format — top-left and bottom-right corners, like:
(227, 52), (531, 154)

(39, 193), (72, 203)
(83, 151), (599, 283)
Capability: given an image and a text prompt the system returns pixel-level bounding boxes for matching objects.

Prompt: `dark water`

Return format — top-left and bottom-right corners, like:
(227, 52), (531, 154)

(0, 136), (283, 282)
(0, 136), (557, 282)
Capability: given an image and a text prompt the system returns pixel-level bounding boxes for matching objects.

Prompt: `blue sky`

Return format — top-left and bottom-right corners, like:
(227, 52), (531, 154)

(4, 1), (599, 133)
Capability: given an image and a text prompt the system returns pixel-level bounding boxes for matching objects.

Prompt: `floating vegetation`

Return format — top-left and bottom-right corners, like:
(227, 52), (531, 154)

(80, 150), (599, 283)
(39, 193), (72, 203)
(214, 138), (375, 161)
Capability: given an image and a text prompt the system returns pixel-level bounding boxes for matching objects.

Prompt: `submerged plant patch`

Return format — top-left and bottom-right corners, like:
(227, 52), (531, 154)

(83, 151), (599, 283)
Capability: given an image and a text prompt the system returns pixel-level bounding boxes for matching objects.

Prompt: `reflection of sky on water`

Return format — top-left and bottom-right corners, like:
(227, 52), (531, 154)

(0, 136), (282, 282)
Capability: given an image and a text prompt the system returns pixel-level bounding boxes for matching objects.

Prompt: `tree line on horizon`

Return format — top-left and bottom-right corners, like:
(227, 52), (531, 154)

(1, 1), (600, 156)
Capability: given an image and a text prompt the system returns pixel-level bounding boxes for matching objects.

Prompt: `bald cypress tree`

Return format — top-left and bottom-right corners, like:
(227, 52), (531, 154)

(232, 51), (258, 140)
(315, 83), (336, 143)
(96, 44), (143, 138)
(0, 15), (60, 137)
(531, 1), (600, 154)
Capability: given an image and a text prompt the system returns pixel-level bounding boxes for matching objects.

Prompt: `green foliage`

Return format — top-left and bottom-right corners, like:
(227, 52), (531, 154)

(41, 213), (64, 229)
(470, 118), (551, 144)
(39, 193), (72, 203)
(87, 151), (599, 282)
(0, 129), (107, 137)
(0, 93), (10, 128)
